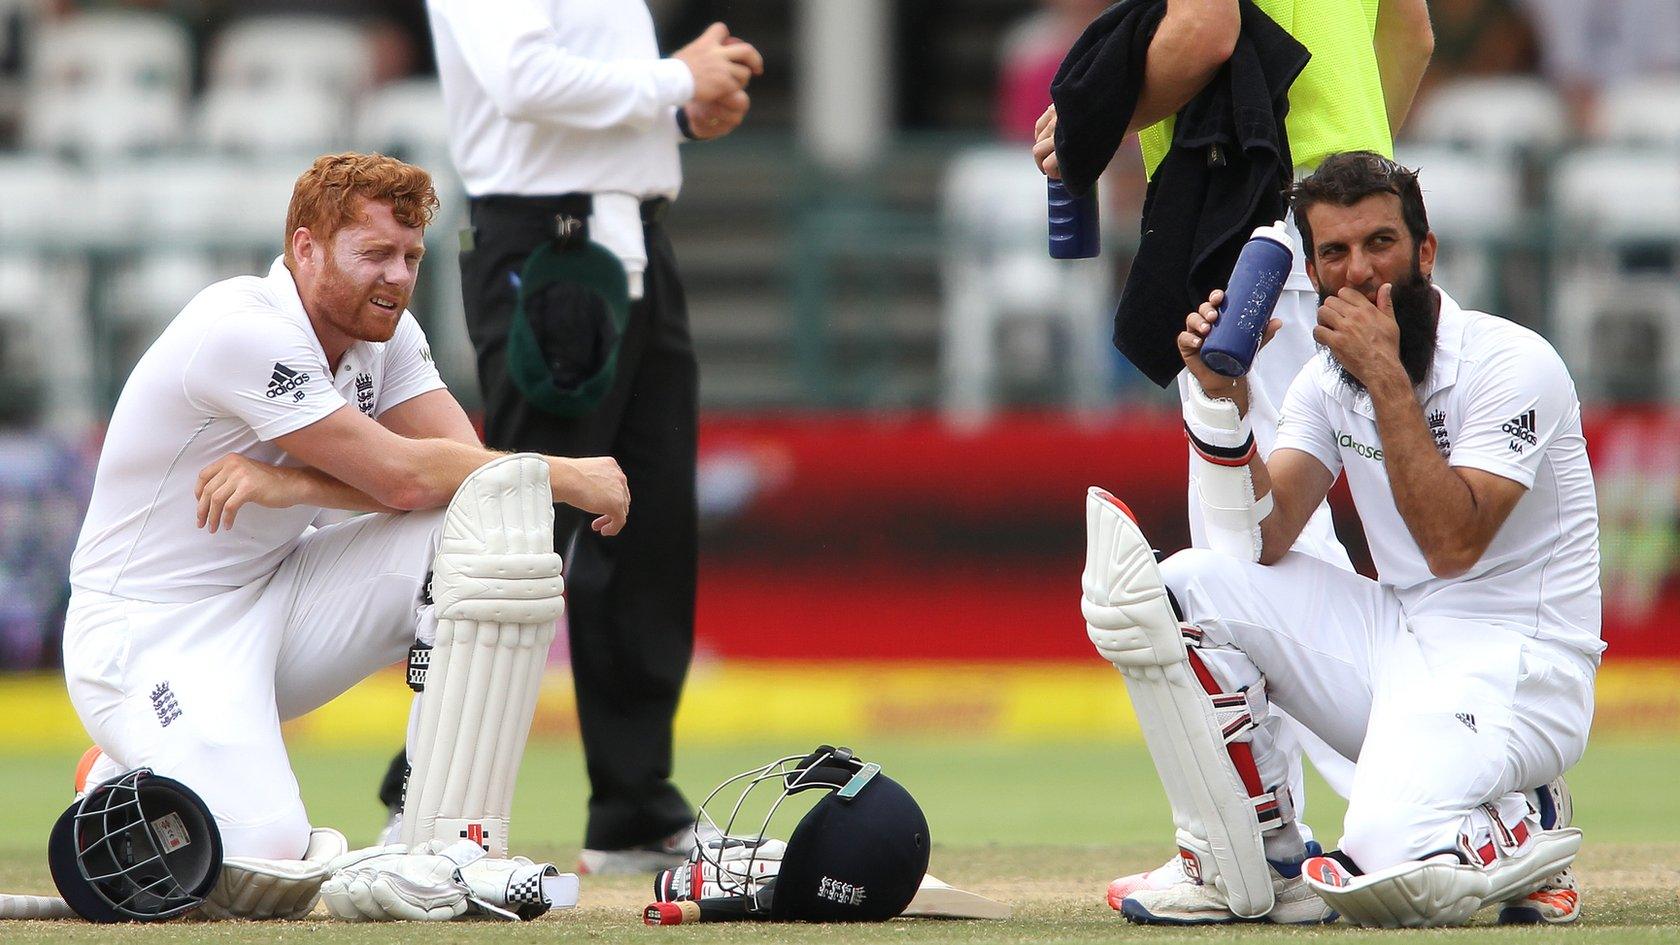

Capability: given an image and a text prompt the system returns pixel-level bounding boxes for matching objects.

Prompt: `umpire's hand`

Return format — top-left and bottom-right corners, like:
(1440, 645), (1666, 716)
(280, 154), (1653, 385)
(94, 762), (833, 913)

(685, 89), (750, 140)
(675, 22), (763, 104)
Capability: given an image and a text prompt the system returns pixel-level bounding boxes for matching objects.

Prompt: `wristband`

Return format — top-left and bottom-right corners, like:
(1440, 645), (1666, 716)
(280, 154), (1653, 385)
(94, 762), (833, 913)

(1184, 425), (1256, 467)
(675, 107), (699, 141)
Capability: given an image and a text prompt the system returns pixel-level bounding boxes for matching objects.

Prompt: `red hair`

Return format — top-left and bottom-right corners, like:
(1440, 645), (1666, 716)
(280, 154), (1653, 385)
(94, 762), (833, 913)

(284, 152), (438, 266)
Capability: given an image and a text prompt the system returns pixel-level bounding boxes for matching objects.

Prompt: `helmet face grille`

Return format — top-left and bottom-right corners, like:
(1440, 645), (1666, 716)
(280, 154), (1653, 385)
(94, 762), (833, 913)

(53, 769), (223, 922)
(690, 746), (929, 922)
(692, 752), (818, 912)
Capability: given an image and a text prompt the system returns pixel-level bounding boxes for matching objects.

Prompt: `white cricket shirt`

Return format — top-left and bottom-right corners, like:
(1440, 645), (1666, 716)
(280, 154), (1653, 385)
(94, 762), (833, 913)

(1274, 288), (1604, 661)
(70, 258), (447, 603)
(426, 0), (694, 292)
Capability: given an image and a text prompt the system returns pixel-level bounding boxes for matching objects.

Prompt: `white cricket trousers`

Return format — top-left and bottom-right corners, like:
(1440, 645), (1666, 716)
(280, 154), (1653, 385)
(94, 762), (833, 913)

(1161, 548), (1596, 871)
(63, 509), (444, 859)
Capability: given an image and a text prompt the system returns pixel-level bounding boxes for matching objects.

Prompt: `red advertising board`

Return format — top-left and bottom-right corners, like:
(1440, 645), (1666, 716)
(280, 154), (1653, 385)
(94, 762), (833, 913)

(694, 410), (1671, 661)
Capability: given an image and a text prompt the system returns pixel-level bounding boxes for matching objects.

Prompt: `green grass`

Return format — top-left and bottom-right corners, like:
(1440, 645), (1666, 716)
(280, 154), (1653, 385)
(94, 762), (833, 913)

(0, 736), (1676, 941)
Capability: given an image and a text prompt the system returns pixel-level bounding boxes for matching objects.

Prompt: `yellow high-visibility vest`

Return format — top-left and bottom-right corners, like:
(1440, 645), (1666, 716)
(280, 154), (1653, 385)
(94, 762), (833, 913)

(1138, 0), (1392, 178)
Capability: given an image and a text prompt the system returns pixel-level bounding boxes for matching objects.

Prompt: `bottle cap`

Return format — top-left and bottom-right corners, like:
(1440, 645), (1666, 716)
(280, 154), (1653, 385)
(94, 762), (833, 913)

(1249, 220), (1293, 256)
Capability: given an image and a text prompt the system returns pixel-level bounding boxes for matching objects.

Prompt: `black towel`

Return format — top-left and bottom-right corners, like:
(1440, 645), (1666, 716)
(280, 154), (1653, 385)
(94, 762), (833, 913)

(1049, 0), (1167, 198)
(1052, 0), (1310, 387)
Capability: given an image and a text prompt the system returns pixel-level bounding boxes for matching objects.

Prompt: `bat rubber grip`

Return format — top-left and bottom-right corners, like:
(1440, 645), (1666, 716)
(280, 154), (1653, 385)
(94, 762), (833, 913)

(643, 900), (702, 925)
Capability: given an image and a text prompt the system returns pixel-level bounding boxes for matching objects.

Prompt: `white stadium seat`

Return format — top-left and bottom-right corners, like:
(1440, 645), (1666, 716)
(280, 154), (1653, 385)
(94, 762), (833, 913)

(355, 78), (452, 165)
(195, 85), (352, 158)
(0, 155), (78, 248)
(21, 10), (191, 158)
(208, 15), (373, 100)
(1594, 78), (1680, 149)
(938, 145), (1115, 424)
(1550, 146), (1680, 244)
(96, 159), (298, 347)
(1395, 144), (1524, 311)
(1548, 146), (1680, 402)
(1551, 273), (1680, 404)
(0, 155), (98, 428)
(0, 257), (98, 431)
(1407, 77), (1569, 158)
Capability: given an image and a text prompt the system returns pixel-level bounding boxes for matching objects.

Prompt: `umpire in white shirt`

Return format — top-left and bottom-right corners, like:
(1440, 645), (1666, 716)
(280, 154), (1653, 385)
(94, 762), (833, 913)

(417, 0), (762, 873)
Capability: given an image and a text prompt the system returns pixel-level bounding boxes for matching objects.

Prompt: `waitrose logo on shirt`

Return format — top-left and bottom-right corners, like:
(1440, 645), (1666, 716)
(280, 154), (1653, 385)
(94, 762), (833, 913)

(1337, 431), (1383, 461)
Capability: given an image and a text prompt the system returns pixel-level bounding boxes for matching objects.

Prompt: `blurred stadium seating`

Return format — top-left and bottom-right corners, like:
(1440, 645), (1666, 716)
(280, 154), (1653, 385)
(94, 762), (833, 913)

(22, 10), (192, 160)
(938, 144), (1116, 424)
(0, 5), (1677, 672)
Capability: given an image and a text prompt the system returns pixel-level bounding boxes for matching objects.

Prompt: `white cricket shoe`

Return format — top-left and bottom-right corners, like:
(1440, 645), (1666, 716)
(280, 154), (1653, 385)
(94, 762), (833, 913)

(1118, 865), (1336, 925)
(1109, 841), (1327, 918)
(1106, 855), (1186, 910)
(577, 825), (701, 876)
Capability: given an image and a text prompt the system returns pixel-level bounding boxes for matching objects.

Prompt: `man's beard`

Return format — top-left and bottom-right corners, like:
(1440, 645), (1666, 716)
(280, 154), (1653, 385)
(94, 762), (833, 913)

(316, 257), (403, 343)
(1324, 257), (1439, 394)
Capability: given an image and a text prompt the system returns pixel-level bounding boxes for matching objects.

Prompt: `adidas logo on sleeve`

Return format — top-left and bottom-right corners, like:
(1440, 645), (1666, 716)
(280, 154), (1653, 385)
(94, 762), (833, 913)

(266, 362), (311, 401)
(1501, 409), (1537, 449)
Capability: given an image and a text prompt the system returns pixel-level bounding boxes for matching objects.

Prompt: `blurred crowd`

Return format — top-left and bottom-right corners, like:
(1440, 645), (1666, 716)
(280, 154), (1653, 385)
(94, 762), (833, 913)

(994, 0), (1680, 143)
(13, 0), (430, 92)
(0, 0), (1678, 669)
(966, 0), (1680, 415)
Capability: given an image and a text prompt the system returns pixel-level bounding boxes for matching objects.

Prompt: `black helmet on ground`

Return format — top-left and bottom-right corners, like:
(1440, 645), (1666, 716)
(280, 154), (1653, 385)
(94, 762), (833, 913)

(48, 767), (223, 922)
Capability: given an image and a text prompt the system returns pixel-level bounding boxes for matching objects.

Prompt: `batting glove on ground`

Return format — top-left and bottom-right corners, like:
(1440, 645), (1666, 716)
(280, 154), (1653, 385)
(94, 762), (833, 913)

(319, 842), (472, 921)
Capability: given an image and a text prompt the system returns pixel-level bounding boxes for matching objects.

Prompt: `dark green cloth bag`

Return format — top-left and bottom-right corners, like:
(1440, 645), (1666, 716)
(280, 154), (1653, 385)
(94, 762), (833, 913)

(505, 238), (630, 417)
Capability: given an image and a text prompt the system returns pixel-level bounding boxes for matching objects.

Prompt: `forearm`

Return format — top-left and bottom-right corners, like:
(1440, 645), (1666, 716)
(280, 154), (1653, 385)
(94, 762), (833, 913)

(1252, 454), (1292, 561)
(1254, 454), (1305, 563)
(543, 456), (609, 511)
(1366, 368), (1477, 572)
(394, 438), (506, 511)
(1127, 0), (1240, 134)
(1373, 0), (1434, 134)
(290, 467), (400, 514)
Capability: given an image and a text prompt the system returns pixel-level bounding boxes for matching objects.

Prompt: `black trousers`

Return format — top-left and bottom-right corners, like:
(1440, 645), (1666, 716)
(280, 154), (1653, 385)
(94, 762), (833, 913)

(459, 195), (697, 850)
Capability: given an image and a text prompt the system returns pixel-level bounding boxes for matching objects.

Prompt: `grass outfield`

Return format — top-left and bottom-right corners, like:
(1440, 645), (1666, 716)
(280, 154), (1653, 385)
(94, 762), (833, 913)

(0, 737), (1676, 941)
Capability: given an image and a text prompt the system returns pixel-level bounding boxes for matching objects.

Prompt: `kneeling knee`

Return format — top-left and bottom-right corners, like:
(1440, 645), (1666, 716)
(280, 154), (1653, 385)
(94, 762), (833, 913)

(1160, 548), (1234, 617)
(216, 803), (312, 860)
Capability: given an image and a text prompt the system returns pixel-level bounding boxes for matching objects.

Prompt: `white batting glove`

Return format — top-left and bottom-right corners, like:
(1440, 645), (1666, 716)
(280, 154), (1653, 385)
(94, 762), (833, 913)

(458, 856), (579, 920)
(655, 836), (785, 902)
(320, 842), (473, 921)
(322, 842), (409, 875)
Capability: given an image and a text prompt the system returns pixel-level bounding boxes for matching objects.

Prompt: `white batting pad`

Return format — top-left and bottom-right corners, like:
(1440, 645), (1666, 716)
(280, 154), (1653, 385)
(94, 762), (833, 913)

(197, 826), (346, 920)
(403, 455), (566, 859)
(1304, 828), (1582, 928)
(1083, 488), (1275, 919)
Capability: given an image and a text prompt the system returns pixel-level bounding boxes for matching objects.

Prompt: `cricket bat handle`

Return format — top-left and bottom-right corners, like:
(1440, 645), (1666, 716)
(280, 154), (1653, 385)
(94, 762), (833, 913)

(0, 894), (76, 919)
(643, 897), (755, 925)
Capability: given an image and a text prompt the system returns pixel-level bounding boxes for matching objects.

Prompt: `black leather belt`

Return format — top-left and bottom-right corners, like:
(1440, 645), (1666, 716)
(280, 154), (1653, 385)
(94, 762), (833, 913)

(469, 193), (671, 225)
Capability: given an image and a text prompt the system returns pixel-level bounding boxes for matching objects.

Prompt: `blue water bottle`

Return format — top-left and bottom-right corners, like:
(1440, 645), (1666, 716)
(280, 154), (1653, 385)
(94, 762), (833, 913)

(1201, 220), (1294, 378)
(1047, 178), (1100, 259)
